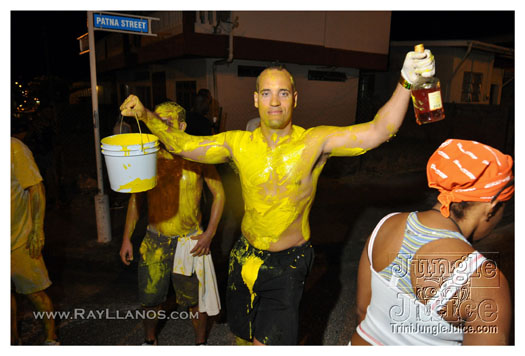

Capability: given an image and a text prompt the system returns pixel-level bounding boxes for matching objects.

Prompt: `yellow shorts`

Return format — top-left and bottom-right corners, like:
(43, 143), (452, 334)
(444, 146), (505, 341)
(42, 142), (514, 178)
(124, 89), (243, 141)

(11, 245), (52, 295)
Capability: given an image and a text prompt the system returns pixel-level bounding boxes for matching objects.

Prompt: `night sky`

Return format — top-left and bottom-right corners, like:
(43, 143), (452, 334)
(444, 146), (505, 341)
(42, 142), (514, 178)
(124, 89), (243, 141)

(390, 10), (514, 42)
(10, 10), (515, 84)
(11, 11), (90, 83)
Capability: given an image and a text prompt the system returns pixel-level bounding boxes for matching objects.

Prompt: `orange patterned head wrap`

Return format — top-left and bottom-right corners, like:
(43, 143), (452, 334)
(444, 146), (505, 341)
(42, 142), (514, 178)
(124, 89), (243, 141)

(427, 139), (514, 217)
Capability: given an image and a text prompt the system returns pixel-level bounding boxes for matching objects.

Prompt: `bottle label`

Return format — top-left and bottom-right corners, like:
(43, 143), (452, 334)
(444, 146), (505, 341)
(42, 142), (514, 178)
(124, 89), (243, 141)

(428, 91), (443, 111)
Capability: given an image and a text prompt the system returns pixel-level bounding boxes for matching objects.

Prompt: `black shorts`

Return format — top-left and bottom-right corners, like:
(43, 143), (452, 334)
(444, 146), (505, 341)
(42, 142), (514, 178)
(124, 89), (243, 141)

(226, 235), (314, 345)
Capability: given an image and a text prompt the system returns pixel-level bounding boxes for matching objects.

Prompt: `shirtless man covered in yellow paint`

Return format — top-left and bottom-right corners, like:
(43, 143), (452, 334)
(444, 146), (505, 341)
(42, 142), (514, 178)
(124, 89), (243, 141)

(119, 102), (225, 345)
(120, 49), (435, 345)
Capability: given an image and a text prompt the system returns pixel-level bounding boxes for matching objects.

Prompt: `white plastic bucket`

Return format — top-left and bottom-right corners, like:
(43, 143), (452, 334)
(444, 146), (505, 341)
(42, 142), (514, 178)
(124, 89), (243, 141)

(101, 133), (160, 193)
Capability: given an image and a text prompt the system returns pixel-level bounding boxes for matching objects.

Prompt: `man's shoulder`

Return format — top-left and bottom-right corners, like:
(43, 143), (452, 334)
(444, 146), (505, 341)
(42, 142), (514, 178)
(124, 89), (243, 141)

(294, 125), (325, 139)
(11, 137), (27, 152)
(11, 137), (36, 164)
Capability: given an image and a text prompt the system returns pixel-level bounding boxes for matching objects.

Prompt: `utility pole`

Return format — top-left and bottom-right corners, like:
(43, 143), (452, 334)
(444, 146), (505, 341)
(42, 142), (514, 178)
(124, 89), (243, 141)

(87, 11), (112, 243)
(79, 11), (159, 243)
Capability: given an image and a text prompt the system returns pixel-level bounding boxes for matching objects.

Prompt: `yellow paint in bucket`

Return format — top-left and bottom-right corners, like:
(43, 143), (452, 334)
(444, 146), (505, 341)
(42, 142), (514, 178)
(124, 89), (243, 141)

(101, 133), (159, 151)
(101, 133), (160, 193)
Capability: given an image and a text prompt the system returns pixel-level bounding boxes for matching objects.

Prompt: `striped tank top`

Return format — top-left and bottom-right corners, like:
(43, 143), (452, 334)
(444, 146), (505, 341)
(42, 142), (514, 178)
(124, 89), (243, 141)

(377, 211), (468, 297)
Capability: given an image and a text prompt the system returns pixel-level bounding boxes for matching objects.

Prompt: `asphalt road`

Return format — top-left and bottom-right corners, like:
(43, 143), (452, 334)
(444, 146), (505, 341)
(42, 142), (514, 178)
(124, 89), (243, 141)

(14, 168), (515, 345)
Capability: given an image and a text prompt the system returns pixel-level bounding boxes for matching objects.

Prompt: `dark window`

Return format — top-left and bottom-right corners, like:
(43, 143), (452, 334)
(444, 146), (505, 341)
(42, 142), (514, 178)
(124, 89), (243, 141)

(238, 65), (266, 78)
(308, 70), (347, 82)
(461, 72), (483, 102)
(216, 11), (231, 23)
(133, 71), (150, 81)
(136, 86), (151, 109)
(119, 84), (132, 104)
(358, 73), (375, 100)
(152, 72), (166, 107)
(176, 81), (196, 111)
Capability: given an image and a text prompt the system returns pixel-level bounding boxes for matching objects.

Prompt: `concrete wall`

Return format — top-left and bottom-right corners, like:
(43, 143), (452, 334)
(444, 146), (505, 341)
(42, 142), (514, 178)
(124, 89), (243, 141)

(131, 11), (391, 56)
(491, 67), (504, 104)
(232, 11), (391, 55)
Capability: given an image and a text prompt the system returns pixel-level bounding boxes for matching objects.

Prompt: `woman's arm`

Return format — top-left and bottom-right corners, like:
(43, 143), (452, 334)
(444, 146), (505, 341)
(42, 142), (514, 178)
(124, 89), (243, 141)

(355, 235), (373, 324)
(462, 265), (511, 345)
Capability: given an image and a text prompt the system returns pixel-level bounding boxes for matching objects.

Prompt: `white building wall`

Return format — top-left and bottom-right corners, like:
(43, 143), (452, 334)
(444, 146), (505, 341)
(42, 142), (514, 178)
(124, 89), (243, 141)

(115, 61), (362, 131)
(210, 60), (359, 131)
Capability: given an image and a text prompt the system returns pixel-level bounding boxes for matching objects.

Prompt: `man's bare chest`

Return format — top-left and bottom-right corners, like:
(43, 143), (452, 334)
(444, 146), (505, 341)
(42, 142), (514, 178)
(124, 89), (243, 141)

(236, 141), (323, 190)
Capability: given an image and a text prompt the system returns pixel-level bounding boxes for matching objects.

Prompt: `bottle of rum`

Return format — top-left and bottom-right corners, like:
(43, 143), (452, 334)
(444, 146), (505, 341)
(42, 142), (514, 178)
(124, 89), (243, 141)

(411, 44), (445, 125)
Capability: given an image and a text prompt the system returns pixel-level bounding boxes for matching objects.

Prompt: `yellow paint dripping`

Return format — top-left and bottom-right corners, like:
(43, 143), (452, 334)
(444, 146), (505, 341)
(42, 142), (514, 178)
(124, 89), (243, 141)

(330, 146), (367, 157)
(139, 243), (165, 294)
(202, 145), (231, 163)
(234, 127), (316, 249)
(240, 255), (264, 308)
(118, 176), (156, 192)
(144, 120), (380, 250)
(147, 151), (204, 236)
(386, 123), (397, 140)
(235, 336), (253, 346)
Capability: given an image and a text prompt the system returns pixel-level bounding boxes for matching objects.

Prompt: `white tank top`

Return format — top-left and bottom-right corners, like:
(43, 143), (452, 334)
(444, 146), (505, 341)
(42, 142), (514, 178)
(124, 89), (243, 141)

(356, 213), (487, 345)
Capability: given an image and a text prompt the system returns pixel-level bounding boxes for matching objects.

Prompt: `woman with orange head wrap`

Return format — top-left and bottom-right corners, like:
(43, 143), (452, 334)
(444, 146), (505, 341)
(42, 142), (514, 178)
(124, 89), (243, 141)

(351, 139), (514, 346)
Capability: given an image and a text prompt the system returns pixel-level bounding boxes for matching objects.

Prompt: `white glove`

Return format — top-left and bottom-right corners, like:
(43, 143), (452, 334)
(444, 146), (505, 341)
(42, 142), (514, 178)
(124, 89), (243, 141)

(401, 49), (435, 85)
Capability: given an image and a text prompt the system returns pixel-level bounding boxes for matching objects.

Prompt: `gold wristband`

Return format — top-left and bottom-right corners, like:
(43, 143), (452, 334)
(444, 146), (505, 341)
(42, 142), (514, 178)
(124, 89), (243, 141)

(399, 76), (412, 90)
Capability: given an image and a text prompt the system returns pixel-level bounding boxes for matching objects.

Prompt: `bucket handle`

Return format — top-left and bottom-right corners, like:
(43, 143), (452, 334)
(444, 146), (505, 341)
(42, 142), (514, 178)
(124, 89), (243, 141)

(134, 112), (145, 152)
(118, 113), (125, 135)
(117, 112), (146, 152)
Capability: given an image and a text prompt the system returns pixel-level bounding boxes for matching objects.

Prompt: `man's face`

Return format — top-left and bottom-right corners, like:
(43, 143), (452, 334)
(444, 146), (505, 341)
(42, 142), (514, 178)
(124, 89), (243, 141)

(154, 109), (186, 132)
(254, 69), (297, 130)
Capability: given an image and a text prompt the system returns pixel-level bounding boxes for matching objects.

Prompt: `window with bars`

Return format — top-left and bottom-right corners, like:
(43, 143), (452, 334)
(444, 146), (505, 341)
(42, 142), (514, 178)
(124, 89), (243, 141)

(461, 72), (483, 103)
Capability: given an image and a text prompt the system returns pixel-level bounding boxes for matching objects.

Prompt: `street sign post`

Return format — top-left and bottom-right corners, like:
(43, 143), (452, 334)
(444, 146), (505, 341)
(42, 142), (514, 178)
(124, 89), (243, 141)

(92, 12), (159, 36)
(82, 11), (159, 243)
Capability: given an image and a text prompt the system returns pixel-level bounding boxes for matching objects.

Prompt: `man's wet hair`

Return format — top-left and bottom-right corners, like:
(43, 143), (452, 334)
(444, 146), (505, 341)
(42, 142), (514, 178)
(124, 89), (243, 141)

(255, 65), (296, 93)
(154, 101), (186, 123)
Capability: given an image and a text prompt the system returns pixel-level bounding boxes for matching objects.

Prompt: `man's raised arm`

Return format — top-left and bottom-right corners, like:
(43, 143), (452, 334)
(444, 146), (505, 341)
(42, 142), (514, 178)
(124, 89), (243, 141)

(119, 95), (231, 164)
(321, 49), (435, 156)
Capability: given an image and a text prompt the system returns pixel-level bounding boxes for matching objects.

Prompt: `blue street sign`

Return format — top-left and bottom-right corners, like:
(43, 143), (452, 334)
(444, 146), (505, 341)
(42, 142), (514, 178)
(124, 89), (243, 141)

(93, 13), (149, 33)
